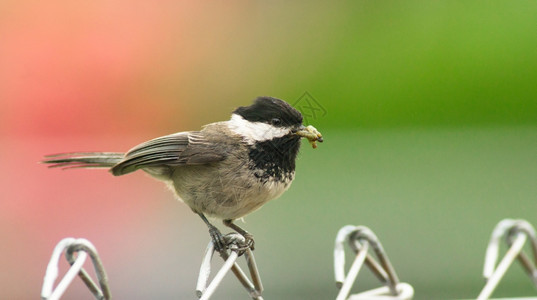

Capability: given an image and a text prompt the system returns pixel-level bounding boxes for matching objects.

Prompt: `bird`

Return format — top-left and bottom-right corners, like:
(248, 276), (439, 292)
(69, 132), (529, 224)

(43, 96), (323, 251)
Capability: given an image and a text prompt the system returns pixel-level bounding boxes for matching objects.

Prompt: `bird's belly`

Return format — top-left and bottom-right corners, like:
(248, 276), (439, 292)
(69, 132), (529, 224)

(170, 164), (293, 220)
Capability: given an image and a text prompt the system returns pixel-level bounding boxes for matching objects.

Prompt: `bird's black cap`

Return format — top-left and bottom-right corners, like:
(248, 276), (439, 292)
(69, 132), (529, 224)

(233, 97), (303, 127)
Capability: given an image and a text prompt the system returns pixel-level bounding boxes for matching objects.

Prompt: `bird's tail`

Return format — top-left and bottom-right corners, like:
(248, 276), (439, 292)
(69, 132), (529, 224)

(42, 152), (124, 170)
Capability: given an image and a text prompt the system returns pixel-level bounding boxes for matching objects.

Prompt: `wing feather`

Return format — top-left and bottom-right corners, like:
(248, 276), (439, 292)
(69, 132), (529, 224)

(111, 131), (226, 176)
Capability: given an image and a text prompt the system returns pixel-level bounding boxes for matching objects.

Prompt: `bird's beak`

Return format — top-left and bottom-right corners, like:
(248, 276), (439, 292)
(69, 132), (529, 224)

(294, 125), (323, 148)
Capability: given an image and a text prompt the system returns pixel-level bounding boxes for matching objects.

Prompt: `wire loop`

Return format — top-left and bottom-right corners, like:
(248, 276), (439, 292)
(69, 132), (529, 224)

(196, 233), (263, 300)
(478, 219), (537, 300)
(334, 225), (413, 300)
(41, 238), (111, 300)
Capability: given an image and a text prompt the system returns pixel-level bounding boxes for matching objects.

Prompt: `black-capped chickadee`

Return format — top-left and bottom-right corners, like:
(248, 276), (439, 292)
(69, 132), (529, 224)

(43, 97), (323, 250)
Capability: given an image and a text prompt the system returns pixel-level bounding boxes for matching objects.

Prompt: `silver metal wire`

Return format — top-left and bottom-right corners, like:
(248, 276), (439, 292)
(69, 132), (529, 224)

(478, 219), (537, 300)
(196, 233), (263, 300)
(334, 225), (414, 300)
(41, 220), (537, 299)
(347, 283), (415, 300)
(41, 238), (111, 300)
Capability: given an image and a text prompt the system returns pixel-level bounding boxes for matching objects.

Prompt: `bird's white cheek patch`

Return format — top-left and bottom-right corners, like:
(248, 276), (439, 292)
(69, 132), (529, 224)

(228, 114), (290, 144)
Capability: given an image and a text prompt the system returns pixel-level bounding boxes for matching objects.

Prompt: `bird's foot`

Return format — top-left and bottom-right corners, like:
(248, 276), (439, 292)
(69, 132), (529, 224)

(222, 219), (256, 252)
(239, 232), (255, 251)
(208, 225), (226, 252)
(222, 232), (254, 256)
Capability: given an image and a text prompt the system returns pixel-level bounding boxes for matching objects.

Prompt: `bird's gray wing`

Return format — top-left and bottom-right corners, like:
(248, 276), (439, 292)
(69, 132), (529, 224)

(111, 131), (226, 176)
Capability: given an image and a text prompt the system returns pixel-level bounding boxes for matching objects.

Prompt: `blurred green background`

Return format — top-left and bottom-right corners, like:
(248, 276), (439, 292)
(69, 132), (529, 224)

(2, 1), (536, 299)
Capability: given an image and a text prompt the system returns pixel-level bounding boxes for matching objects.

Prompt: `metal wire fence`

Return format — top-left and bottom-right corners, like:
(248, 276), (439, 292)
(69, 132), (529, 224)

(41, 218), (537, 300)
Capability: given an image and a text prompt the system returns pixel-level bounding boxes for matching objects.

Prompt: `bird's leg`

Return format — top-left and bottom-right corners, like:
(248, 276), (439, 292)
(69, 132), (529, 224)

(198, 213), (226, 252)
(223, 219), (255, 251)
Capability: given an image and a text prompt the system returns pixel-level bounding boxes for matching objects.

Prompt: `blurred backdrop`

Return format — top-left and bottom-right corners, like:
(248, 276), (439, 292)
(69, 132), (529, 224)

(1, 1), (536, 299)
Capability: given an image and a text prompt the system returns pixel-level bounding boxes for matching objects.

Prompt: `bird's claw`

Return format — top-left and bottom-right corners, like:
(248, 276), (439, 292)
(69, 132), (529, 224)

(224, 233), (255, 256)
(208, 226), (255, 255)
(241, 233), (255, 251)
(208, 226), (226, 252)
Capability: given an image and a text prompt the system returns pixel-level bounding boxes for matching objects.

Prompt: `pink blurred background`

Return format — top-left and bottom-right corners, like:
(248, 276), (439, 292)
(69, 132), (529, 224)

(1, 1), (319, 298)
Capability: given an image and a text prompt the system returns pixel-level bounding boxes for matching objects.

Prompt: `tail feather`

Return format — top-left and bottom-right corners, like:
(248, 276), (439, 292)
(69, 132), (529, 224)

(42, 152), (124, 170)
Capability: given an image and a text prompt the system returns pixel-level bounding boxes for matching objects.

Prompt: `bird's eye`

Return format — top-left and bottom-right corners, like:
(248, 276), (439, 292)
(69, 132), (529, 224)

(271, 118), (282, 125)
